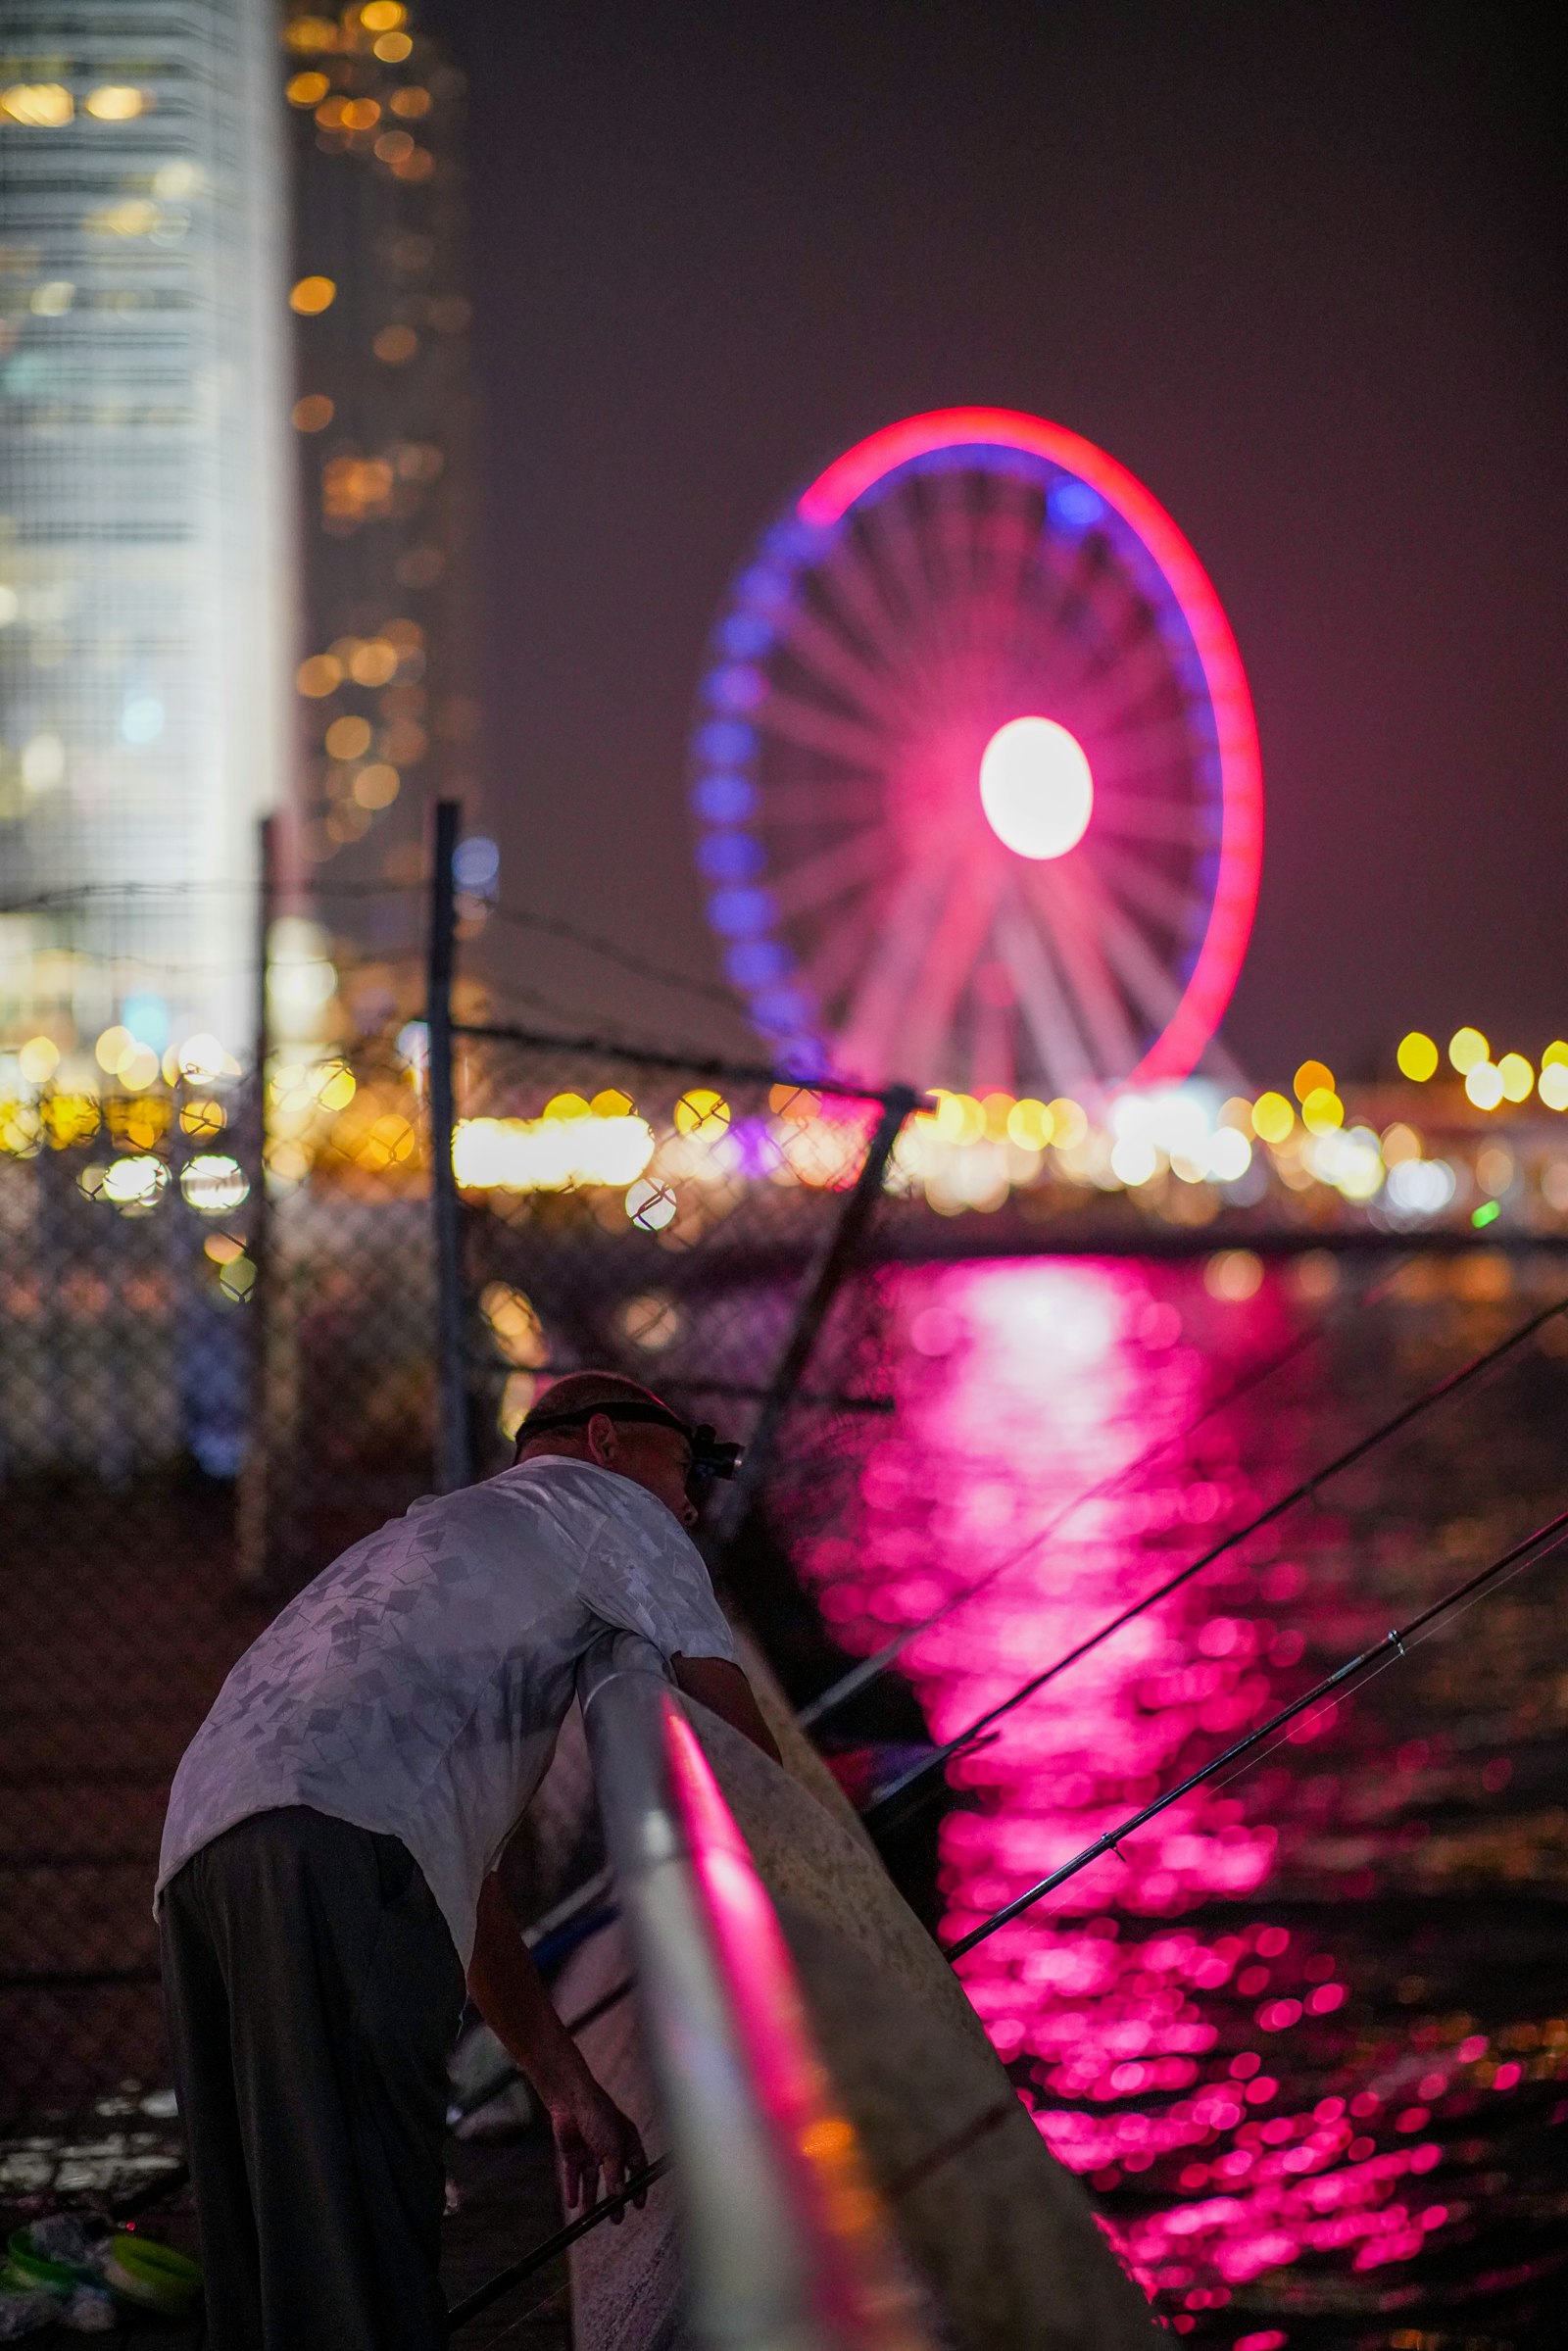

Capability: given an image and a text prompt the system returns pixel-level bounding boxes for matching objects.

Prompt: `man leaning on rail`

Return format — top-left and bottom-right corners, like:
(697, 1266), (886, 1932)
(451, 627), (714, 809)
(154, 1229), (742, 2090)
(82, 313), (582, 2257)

(155, 1370), (779, 2351)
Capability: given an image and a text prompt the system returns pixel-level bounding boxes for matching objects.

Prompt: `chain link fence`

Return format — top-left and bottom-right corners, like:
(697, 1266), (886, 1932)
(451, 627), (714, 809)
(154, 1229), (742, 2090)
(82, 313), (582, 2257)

(0, 858), (910, 2197)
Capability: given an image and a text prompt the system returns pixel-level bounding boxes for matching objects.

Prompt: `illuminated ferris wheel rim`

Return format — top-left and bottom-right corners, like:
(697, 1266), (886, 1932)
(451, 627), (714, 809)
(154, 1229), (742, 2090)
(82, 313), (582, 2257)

(801, 409), (1262, 1091)
(694, 407), (1264, 1097)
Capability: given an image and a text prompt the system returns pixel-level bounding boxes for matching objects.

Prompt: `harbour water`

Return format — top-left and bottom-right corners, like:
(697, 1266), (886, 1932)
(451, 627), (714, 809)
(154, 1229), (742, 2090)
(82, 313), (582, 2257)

(801, 1252), (1568, 2343)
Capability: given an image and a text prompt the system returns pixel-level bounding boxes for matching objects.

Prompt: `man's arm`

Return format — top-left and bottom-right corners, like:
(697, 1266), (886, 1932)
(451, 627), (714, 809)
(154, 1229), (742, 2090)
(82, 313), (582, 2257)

(671, 1653), (782, 1763)
(467, 1874), (646, 2214)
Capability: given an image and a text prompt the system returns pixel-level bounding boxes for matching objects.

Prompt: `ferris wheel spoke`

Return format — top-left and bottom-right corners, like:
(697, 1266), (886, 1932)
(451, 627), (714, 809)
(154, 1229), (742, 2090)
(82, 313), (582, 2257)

(794, 886), (891, 1020)
(767, 826), (892, 923)
(1088, 719), (1205, 790)
(1094, 840), (1208, 936)
(775, 594), (922, 734)
(754, 689), (895, 773)
(897, 856), (1002, 1086)
(993, 892), (1099, 1095)
(1093, 792), (1209, 847)
(1029, 864), (1144, 1081)
(836, 847), (959, 1084)
(1053, 616), (1172, 730)
(1065, 859), (1189, 1042)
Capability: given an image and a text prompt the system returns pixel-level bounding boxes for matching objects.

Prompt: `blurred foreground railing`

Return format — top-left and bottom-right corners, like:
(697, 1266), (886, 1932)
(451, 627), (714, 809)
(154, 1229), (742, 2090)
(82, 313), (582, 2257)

(578, 1631), (930, 2351)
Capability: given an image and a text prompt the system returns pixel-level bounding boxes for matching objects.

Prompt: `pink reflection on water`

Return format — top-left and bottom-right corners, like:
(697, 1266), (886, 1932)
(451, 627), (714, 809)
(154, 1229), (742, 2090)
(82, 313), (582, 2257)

(798, 1260), (1445, 2324)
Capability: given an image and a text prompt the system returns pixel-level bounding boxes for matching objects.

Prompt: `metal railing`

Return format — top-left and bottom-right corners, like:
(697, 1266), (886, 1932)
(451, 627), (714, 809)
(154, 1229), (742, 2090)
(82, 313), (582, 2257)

(577, 1631), (932, 2351)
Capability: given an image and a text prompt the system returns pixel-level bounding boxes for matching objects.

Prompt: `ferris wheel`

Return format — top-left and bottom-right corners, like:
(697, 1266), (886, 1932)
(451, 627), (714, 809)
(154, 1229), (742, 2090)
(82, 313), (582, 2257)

(688, 408), (1262, 1100)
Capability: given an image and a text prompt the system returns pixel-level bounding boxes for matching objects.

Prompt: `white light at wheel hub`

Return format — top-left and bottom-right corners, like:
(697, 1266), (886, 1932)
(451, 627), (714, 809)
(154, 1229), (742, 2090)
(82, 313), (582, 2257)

(979, 715), (1094, 859)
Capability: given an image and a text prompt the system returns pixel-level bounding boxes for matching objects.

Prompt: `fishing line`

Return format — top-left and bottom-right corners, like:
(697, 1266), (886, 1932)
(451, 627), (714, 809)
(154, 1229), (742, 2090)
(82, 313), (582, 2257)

(1202, 1540), (1553, 1802)
(861, 1284), (1568, 1823)
(800, 1255), (1425, 1733)
(799, 1321), (1323, 1730)
(941, 1505), (1568, 1962)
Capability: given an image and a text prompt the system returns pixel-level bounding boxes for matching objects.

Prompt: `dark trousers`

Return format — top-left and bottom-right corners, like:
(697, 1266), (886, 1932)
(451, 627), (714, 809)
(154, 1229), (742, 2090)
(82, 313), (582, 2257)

(160, 1807), (466, 2351)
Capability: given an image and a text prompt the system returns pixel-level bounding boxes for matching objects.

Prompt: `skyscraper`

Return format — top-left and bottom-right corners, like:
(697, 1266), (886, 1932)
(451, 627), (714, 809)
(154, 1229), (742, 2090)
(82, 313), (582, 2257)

(281, 0), (481, 1034)
(0, 2), (292, 1065)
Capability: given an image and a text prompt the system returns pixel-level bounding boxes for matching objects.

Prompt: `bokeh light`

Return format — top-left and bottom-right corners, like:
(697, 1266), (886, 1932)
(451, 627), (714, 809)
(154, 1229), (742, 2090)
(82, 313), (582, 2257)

(1448, 1027), (1488, 1075)
(1396, 1032), (1439, 1082)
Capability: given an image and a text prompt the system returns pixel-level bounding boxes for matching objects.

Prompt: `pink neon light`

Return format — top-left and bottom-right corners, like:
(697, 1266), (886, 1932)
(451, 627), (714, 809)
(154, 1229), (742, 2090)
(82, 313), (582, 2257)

(797, 409), (1262, 1088)
(662, 1699), (919, 2347)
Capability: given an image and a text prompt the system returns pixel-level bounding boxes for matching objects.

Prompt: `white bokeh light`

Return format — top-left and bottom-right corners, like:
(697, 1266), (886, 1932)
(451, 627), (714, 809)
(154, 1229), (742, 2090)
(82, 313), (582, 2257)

(978, 716), (1094, 859)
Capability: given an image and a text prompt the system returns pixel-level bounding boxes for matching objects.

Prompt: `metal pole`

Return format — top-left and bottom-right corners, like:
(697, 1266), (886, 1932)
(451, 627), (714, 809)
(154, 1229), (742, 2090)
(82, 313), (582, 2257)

(713, 1083), (916, 1554)
(235, 812), (276, 1593)
(578, 1631), (930, 2351)
(427, 797), (470, 1493)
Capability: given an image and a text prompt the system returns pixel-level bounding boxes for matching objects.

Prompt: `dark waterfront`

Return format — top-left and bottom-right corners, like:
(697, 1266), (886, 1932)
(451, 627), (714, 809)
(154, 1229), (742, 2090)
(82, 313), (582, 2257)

(803, 1249), (1568, 2344)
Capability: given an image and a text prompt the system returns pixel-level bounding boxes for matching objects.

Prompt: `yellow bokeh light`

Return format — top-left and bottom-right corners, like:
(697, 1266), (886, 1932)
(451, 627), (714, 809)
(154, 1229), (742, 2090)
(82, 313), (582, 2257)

(931, 1091), (985, 1146)
(88, 198), (159, 236)
(1300, 1087), (1344, 1135)
(94, 1024), (132, 1074)
(1396, 1031), (1439, 1082)
(1293, 1059), (1334, 1103)
(1448, 1026), (1488, 1074)
(286, 72), (331, 106)
(338, 97), (380, 131)
(1541, 1064), (1568, 1112)
(1381, 1122), (1422, 1166)
(360, 0), (408, 27)
(291, 393), (335, 432)
(296, 653), (341, 697)
(1047, 1097), (1088, 1151)
(1543, 1041), (1568, 1071)
(43, 1095), (99, 1149)
(1497, 1052), (1534, 1103)
(180, 1096), (226, 1139)
(18, 1036), (61, 1084)
(1005, 1097), (1054, 1151)
(119, 1043), (161, 1093)
(1464, 1060), (1504, 1110)
(289, 274), (337, 316)
(373, 30), (414, 61)
(349, 637), (398, 685)
(352, 762), (399, 809)
(285, 16), (339, 51)
(543, 1092), (591, 1122)
(768, 1083), (820, 1121)
(324, 713), (371, 760)
(591, 1088), (635, 1118)
(389, 85), (431, 118)
(85, 85), (146, 120)
(1, 84), (74, 125)
(1250, 1091), (1295, 1146)
(980, 1091), (1014, 1141)
(674, 1088), (729, 1138)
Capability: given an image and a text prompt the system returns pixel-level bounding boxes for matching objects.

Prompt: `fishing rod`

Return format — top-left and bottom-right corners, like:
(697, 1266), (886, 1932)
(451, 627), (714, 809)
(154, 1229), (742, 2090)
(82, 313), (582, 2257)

(943, 1500), (1568, 1961)
(800, 1251), (1433, 1734)
(862, 1283), (1568, 1826)
(449, 2156), (669, 2330)
(799, 1317), (1324, 1731)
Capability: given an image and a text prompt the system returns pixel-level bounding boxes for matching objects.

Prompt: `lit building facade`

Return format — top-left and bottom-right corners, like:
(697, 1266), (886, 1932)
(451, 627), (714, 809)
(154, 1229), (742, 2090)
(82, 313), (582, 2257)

(281, 1), (481, 1031)
(0, 3), (292, 1064)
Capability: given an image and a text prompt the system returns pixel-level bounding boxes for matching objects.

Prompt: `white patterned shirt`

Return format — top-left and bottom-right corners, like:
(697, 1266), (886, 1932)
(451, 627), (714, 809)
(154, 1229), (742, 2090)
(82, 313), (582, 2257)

(157, 1457), (738, 1967)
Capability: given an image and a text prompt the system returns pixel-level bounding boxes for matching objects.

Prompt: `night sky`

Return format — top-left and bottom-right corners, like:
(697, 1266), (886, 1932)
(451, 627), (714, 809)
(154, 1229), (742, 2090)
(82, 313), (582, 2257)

(427, 2), (1566, 1085)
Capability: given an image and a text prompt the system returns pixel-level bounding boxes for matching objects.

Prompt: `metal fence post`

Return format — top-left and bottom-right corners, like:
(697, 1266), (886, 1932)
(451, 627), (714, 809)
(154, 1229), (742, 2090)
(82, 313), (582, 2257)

(712, 1082), (916, 1554)
(235, 813), (276, 1592)
(427, 797), (471, 1493)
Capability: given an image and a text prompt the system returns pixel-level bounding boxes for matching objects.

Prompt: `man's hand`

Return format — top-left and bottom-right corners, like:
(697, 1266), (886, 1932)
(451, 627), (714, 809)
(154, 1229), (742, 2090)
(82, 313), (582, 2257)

(468, 1875), (647, 2218)
(550, 2075), (648, 2218)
